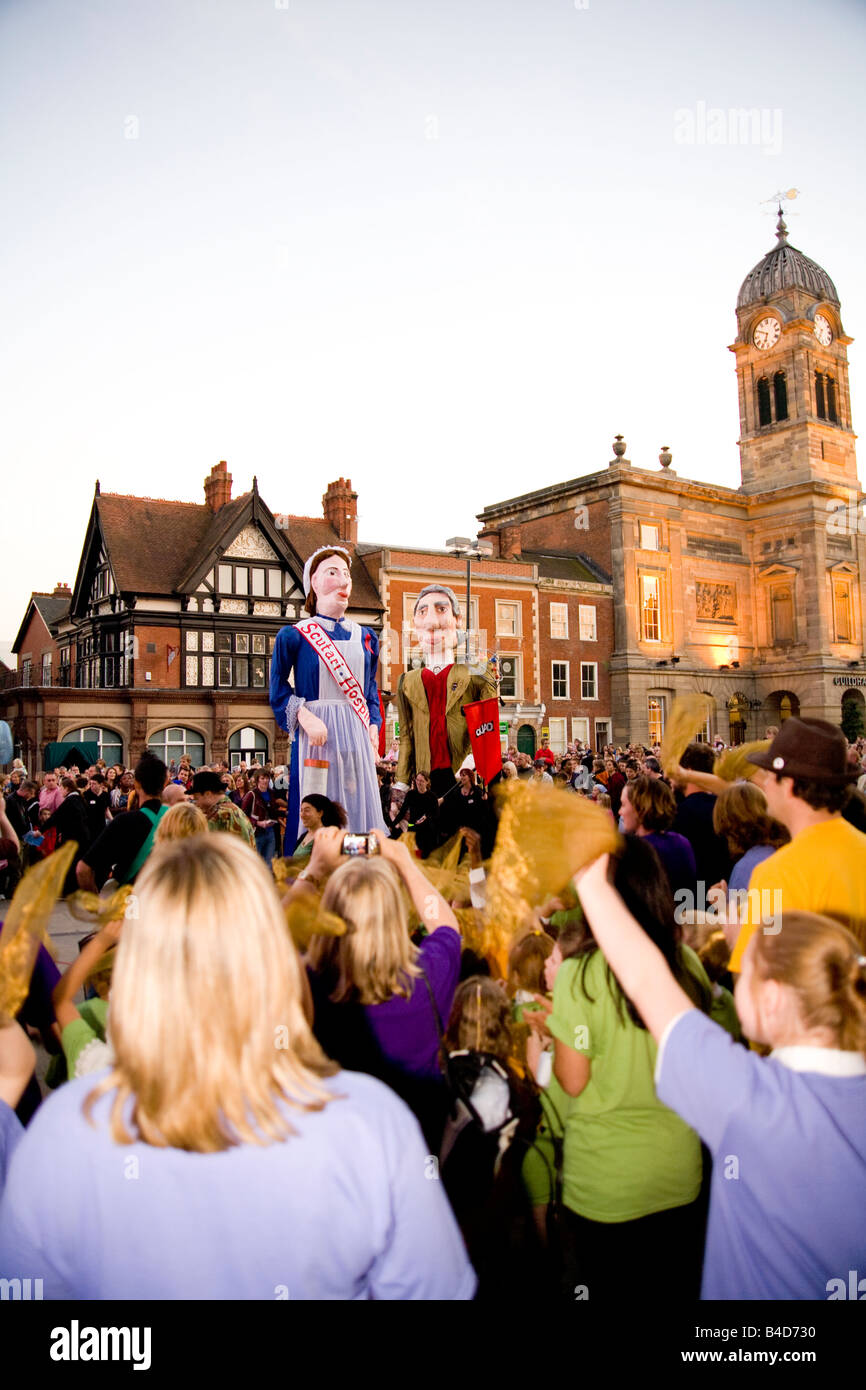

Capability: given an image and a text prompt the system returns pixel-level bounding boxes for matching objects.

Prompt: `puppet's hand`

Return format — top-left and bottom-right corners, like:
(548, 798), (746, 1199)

(368, 723), (380, 756)
(297, 707), (328, 748)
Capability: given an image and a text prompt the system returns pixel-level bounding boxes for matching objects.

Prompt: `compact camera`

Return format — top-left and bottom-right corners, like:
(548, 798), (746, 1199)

(341, 833), (381, 857)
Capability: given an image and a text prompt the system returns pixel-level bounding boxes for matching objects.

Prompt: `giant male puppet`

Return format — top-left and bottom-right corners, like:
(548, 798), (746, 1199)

(395, 584), (497, 797)
(270, 546), (386, 851)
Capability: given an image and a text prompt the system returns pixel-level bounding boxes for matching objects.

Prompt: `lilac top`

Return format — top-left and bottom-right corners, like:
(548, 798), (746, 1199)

(657, 1009), (866, 1300)
(0, 1066), (475, 1300)
(0, 1101), (23, 1193)
(728, 843), (777, 895)
(365, 927), (461, 1079)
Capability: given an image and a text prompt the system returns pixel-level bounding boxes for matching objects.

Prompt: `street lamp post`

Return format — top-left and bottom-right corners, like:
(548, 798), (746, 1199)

(445, 535), (493, 661)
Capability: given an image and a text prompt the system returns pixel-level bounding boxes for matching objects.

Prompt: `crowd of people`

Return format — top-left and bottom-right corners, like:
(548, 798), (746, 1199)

(0, 715), (865, 1301)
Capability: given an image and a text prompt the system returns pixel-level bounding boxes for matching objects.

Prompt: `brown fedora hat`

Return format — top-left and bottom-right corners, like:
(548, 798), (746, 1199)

(749, 717), (859, 784)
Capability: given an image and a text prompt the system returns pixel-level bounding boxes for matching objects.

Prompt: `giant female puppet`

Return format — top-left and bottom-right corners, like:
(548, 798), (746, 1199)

(270, 546), (386, 851)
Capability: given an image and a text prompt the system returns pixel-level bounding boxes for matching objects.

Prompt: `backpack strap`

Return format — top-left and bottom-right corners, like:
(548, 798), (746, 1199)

(419, 966), (448, 1075)
(120, 804), (168, 884)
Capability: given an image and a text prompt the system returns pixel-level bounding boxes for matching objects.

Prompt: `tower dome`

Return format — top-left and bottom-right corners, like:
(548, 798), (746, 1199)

(737, 210), (839, 309)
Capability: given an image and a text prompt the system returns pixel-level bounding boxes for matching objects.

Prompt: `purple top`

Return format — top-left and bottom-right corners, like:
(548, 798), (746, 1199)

(642, 830), (697, 899)
(364, 927), (461, 1079)
(657, 1009), (866, 1300)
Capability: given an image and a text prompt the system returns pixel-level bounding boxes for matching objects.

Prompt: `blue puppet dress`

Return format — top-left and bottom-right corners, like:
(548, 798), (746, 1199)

(270, 614), (386, 851)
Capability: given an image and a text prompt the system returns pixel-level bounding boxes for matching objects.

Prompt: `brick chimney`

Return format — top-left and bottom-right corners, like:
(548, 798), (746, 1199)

(204, 460), (233, 513)
(322, 477), (358, 544)
(52, 582), (72, 598)
(500, 524), (522, 560)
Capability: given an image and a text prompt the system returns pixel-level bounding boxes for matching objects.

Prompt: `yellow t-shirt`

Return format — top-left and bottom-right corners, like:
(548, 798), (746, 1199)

(729, 816), (866, 970)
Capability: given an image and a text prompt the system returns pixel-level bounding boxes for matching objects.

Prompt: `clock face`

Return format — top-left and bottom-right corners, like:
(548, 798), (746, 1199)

(814, 313), (833, 346)
(753, 317), (781, 350)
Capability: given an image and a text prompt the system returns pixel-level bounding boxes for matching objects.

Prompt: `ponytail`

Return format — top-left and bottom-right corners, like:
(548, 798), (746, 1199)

(752, 912), (866, 1055)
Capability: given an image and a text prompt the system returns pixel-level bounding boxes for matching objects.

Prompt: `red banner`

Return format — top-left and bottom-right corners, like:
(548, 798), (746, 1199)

(464, 697), (503, 784)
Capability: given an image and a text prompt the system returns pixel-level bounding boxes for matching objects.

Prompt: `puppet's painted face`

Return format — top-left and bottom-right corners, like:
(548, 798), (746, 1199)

(413, 591), (458, 665)
(311, 557), (352, 617)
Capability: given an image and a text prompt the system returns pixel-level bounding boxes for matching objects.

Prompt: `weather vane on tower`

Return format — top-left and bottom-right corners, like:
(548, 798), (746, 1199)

(761, 187), (800, 243)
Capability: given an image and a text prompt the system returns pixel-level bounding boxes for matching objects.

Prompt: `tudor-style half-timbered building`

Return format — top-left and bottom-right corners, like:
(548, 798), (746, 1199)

(2, 464), (383, 770)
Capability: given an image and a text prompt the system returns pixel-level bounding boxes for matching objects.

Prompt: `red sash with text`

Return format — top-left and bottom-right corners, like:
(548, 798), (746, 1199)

(464, 696), (503, 784)
(297, 622), (371, 729)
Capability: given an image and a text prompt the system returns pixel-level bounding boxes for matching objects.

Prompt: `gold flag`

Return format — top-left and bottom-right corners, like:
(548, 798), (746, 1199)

(0, 842), (77, 1022)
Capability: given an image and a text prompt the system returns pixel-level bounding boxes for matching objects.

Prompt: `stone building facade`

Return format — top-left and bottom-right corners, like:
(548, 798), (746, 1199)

(477, 212), (864, 745)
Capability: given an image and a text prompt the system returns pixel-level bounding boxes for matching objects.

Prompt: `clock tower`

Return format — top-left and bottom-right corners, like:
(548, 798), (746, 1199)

(731, 209), (857, 492)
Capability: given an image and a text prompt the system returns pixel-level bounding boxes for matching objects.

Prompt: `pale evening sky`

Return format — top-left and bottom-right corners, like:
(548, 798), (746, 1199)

(2, 0), (865, 652)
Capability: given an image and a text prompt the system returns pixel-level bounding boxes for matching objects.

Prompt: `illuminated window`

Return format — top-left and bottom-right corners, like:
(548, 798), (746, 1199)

(641, 575), (660, 642)
(647, 697), (666, 744)
(834, 580), (853, 642)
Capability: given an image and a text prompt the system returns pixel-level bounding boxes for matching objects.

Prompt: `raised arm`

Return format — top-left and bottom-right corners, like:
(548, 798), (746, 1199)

(573, 854), (695, 1043)
(0, 1019), (35, 1110)
(52, 919), (122, 1030)
(372, 831), (459, 933)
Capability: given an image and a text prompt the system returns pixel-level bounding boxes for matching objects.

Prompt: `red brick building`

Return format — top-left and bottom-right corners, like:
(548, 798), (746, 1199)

(358, 541), (613, 755)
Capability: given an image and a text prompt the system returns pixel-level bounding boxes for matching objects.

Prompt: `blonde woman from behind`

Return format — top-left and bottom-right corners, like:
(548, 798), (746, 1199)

(0, 834), (474, 1300)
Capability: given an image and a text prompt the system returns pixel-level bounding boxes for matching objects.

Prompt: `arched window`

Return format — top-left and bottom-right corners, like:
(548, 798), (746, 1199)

(228, 727), (269, 769)
(147, 726), (206, 767)
(773, 371), (788, 422)
(826, 375), (838, 423)
(815, 371), (826, 419)
(64, 726), (123, 765)
(757, 377), (772, 426)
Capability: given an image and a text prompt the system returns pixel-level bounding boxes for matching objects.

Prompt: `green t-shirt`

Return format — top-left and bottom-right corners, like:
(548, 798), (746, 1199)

(548, 953), (702, 1223)
(61, 998), (111, 1079)
(709, 982), (744, 1043)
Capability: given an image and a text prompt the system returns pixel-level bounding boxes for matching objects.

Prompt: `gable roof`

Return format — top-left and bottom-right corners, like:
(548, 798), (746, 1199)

(96, 494), (216, 593)
(11, 593), (71, 654)
(69, 490), (383, 615)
